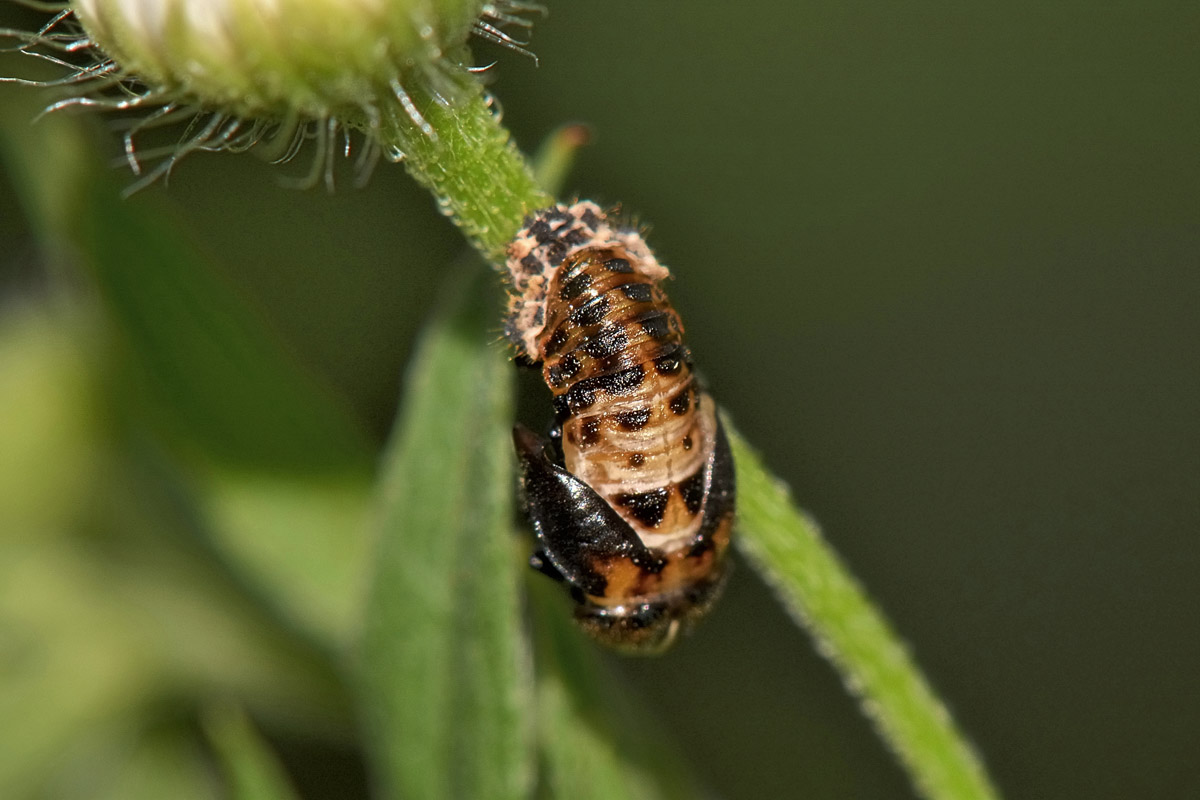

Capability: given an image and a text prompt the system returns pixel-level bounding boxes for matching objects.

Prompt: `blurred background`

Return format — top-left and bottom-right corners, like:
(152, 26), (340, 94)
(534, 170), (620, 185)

(2, 1), (1198, 798)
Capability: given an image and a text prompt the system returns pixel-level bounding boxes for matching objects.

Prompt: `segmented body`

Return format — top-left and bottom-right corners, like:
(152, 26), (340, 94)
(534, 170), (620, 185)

(506, 202), (735, 653)
(540, 247), (714, 548)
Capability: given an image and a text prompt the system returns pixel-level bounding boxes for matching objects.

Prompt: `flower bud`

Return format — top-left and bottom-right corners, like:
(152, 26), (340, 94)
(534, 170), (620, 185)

(72, 0), (490, 121)
(5, 1), (540, 187)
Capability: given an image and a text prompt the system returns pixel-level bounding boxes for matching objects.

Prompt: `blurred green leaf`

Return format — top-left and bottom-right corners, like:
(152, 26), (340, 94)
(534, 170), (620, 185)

(0, 500), (352, 798)
(199, 470), (373, 643)
(0, 82), (90, 237)
(729, 425), (1000, 800)
(0, 305), (352, 799)
(204, 704), (301, 800)
(0, 104), (377, 642)
(0, 94), (374, 474)
(0, 539), (162, 797)
(0, 309), (101, 539)
(78, 724), (219, 800)
(359, 261), (532, 800)
(82, 179), (378, 640)
(74, 173), (375, 473)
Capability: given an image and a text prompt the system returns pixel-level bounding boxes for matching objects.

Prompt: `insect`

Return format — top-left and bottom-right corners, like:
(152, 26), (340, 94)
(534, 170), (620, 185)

(505, 202), (736, 653)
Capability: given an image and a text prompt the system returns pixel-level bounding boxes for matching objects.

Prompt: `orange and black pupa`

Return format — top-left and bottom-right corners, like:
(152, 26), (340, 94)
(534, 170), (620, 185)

(504, 202), (736, 654)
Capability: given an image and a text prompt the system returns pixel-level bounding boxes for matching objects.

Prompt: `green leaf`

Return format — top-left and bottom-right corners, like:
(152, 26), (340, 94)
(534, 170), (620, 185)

(198, 470), (373, 643)
(1, 99), (374, 474)
(0, 309), (102, 538)
(359, 261), (532, 800)
(1, 104), (379, 642)
(0, 82), (91, 239)
(0, 533), (347, 800)
(0, 308), (351, 798)
(84, 725), (220, 800)
(729, 423), (1001, 800)
(73, 176), (379, 641)
(203, 704), (301, 800)
(74, 173), (375, 473)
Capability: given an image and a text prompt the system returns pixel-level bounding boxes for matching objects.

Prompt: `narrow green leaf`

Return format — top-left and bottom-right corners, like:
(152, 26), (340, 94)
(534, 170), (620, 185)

(528, 580), (712, 800)
(199, 470), (373, 643)
(87, 726), (220, 800)
(74, 174), (375, 473)
(728, 423), (1002, 800)
(0, 104), (376, 641)
(0, 309), (102, 537)
(0, 83), (91, 238)
(0, 534), (347, 799)
(0, 93), (373, 474)
(0, 310), (351, 798)
(360, 261), (531, 800)
(203, 704), (301, 800)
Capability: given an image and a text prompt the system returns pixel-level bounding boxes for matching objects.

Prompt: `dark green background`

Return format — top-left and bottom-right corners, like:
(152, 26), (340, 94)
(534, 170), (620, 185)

(3, 2), (1198, 798)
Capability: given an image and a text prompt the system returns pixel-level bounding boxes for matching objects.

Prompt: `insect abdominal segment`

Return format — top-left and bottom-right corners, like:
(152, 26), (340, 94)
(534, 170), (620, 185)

(507, 202), (736, 654)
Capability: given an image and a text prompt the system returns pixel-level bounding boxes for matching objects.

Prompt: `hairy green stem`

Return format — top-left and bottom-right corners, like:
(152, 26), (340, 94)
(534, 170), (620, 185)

(377, 86), (553, 264)
(378, 89), (1001, 800)
(729, 428), (1001, 800)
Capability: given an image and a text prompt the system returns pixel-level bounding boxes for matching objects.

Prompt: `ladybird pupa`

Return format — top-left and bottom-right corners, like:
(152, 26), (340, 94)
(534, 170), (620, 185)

(506, 202), (736, 654)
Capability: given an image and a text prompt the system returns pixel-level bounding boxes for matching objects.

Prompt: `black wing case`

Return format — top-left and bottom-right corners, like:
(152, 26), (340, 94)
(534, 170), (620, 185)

(513, 425), (662, 597)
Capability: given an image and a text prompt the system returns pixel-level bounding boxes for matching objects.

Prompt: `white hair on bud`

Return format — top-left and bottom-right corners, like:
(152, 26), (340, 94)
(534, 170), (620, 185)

(3, 0), (545, 191)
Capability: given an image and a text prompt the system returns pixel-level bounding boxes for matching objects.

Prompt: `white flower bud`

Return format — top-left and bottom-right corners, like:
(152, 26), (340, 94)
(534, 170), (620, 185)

(71, 0), (489, 120)
(4, 0), (541, 188)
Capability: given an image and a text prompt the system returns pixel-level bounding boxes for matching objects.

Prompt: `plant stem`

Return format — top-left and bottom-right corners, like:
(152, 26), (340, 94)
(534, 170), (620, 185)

(376, 86), (553, 264)
(374, 87), (1002, 800)
(729, 427), (1002, 800)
